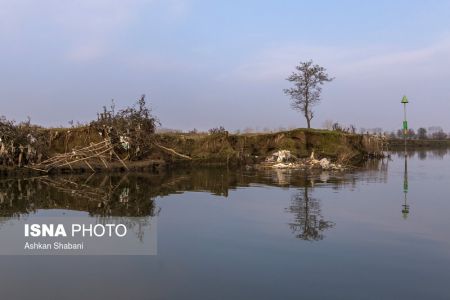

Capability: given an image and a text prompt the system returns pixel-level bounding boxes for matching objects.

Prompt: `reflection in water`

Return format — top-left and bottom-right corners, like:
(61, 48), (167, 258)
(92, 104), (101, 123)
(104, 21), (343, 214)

(0, 175), (157, 218)
(287, 185), (334, 241)
(0, 158), (394, 241)
(430, 148), (449, 159)
(0, 175), (159, 243)
(392, 147), (448, 160)
(0, 152), (449, 297)
(417, 150), (427, 160)
(402, 155), (410, 219)
(356, 157), (390, 185)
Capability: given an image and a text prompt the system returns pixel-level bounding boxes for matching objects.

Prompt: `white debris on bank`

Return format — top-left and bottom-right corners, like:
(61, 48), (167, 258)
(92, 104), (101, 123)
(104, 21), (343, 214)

(119, 135), (130, 150)
(267, 150), (297, 163)
(264, 150), (344, 171)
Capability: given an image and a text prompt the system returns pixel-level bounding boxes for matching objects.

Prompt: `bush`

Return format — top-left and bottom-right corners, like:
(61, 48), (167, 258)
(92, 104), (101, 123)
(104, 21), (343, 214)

(208, 126), (228, 135)
(90, 95), (160, 160)
(0, 116), (49, 166)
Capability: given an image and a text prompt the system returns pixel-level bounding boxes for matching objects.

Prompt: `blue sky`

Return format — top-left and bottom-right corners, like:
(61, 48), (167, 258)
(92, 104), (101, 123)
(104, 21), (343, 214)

(1, 0), (450, 131)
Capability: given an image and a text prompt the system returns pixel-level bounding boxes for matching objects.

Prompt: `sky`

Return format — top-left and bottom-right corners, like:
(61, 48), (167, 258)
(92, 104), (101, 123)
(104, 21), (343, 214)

(1, 0), (450, 132)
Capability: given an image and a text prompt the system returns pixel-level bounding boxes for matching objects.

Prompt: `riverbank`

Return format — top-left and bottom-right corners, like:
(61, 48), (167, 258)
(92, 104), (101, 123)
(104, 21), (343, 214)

(0, 127), (385, 174)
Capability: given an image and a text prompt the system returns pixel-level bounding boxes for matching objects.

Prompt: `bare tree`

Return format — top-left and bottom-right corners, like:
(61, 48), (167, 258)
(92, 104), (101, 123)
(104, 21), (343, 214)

(417, 127), (427, 139)
(432, 130), (447, 140)
(283, 60), (334, 128)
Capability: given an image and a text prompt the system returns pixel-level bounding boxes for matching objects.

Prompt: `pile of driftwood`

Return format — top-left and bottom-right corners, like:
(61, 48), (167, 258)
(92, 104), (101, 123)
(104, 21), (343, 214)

(27, 139), (128, 172)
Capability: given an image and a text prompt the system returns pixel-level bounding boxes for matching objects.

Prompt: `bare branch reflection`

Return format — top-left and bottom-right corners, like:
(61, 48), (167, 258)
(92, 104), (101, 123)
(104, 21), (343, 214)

(287, 185), (334, 241)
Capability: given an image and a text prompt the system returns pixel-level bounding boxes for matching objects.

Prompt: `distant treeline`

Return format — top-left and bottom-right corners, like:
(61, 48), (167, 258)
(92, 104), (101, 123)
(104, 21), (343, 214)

(360, 126), (449, 140)
(158, 123), (450, 141)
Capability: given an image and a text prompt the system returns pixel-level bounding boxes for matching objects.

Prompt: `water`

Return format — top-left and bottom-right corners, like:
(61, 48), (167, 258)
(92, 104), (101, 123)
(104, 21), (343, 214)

(0, 149), (449, 299)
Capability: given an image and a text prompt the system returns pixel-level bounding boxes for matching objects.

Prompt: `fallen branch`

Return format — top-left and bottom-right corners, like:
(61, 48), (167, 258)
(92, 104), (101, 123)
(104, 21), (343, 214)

(153, 142), (192, 160)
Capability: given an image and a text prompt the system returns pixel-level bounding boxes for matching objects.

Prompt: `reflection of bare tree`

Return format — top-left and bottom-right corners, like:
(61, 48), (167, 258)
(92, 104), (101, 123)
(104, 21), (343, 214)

(417, 150), (427, 160)
(287, 186), (334, 241)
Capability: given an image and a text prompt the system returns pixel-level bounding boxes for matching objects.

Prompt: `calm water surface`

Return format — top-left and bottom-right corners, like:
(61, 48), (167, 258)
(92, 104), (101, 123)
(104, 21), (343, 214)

(0, 149), (449, 300)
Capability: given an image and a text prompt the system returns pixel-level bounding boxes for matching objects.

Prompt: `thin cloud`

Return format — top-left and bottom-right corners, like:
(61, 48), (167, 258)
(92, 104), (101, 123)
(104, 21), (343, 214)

(66, 44), (105, 62)
(228, 37), (450, 82)
(0, 0), (190, 62)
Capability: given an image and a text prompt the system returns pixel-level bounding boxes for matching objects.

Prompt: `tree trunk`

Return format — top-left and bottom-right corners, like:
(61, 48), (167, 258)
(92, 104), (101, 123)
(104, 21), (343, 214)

(304, 102), (311, 129)
(305, 110), (311, 128)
